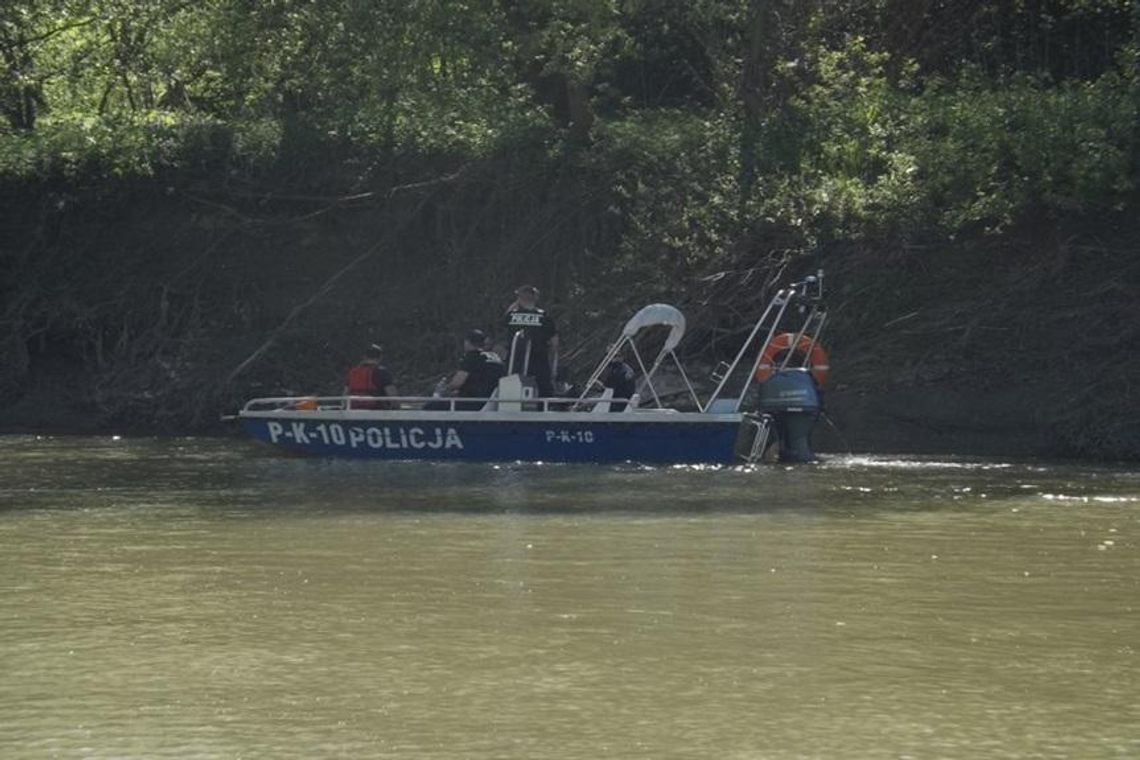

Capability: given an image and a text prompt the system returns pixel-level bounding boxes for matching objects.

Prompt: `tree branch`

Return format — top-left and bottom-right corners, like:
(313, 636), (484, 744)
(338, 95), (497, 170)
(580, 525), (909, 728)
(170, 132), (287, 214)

(224, 190), (441, 385)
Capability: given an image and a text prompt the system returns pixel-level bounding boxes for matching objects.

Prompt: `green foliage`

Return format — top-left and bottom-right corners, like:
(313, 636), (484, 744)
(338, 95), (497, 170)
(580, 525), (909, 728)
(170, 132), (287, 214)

(594, 109), (740, 285)
(1, 0), (1138, 238)
(753, 31), (1138, 239)
(769, 36), (920, 238)
(905, 72), (1138, 231)
(0, 112), (281, 179)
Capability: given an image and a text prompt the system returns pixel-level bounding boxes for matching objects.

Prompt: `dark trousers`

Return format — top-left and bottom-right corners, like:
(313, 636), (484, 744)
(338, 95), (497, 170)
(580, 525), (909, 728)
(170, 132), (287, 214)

(509, 348), (553, 398)
(531, 358), (554, 398)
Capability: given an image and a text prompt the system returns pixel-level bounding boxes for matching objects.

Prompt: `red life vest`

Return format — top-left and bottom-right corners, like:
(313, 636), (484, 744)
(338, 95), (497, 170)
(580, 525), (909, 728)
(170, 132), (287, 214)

(347, 363), (378, 394)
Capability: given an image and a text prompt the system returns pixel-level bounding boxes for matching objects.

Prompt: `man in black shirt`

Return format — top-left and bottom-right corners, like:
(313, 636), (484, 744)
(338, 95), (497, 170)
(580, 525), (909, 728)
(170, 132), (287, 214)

(601, 356), (637, 412)
(503, 285), (558, 398)
(429, 329), (505, 411)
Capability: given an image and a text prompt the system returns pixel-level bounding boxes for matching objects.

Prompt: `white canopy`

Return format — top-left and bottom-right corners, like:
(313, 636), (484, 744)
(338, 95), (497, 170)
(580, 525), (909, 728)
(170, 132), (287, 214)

(620, 304), (686, 352)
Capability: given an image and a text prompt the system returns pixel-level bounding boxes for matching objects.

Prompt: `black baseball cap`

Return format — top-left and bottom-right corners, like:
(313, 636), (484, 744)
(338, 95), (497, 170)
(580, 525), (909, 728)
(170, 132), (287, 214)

(465, 329), (487, 345)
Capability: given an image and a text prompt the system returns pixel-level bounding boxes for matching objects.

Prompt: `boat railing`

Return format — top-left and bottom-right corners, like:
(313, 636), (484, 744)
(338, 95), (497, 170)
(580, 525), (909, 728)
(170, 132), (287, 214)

(704, 270), (826, 413)
(506, 330), (533, 376)
(240, 394), (651, 415)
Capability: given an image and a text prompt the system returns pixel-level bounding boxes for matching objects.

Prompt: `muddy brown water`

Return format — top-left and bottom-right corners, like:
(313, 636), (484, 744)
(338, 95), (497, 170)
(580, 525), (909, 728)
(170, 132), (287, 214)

(1, 436), (1137, 758)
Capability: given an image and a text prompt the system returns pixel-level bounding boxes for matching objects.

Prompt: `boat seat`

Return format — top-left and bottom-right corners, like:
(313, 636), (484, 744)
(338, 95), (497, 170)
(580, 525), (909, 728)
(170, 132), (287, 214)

(705, 398), (739, 414)
(590, 388), (615, 414)
(495, 374), (534, 412)
(478, 388), (500, 412)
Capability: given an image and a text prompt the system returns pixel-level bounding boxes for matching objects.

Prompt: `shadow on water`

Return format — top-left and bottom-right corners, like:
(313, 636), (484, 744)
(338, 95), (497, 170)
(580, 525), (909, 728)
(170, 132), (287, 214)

(1, 435), (1136, 518)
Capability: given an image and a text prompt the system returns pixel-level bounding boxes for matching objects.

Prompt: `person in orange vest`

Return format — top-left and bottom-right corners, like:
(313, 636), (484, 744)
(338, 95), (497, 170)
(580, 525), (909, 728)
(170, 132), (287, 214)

(344, 344), (398, 409)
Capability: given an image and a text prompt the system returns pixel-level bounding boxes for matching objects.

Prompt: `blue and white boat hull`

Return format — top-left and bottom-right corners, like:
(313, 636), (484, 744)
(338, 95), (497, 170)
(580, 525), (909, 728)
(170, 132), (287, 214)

(240, 410), (743, 464)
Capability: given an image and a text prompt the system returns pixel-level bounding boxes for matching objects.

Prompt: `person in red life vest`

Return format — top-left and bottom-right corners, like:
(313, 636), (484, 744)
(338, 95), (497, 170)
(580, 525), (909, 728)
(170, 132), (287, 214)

(344, 344), (398, 409)
(502, 284), (558, 398)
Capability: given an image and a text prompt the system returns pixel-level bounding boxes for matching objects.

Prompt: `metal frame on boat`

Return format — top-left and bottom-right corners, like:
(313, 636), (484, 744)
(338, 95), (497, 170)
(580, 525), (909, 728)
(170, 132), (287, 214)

(236, 271), (829, 464)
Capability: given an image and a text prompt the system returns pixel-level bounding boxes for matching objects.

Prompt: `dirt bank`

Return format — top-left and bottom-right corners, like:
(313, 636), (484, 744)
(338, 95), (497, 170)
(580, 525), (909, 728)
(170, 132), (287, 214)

(1, 174), (1136, 460)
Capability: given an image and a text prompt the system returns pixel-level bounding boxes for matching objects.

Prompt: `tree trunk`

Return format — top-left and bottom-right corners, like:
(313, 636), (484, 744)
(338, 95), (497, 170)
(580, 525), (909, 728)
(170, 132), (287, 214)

(739, 0), (782, 204)
(0, 32), (40, 130)
(739, 0), (806, 205)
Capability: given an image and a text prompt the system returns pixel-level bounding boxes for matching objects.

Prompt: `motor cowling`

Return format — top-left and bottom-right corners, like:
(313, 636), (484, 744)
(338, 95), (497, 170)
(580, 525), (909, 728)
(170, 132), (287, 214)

(755, 369), (821, 462)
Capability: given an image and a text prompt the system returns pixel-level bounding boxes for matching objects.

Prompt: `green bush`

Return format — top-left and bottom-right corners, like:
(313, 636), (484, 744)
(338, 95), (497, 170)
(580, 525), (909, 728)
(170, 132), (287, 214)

(765, 39), (1139, 239)
(591, 110), (742, 287)
(906, 72), (1138, 231)
(0, 113), (284, 181)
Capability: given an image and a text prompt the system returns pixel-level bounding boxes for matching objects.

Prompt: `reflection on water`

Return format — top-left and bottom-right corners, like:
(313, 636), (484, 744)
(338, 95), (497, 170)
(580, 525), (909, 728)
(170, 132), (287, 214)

(1, 436), (1137, 759)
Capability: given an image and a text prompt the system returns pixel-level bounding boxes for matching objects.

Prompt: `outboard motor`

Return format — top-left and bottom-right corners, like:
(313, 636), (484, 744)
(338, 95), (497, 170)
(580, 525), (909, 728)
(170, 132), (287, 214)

(755, 369), (821, 462)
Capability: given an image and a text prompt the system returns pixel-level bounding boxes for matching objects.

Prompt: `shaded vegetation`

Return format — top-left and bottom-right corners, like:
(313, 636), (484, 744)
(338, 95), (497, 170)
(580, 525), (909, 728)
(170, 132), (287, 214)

(1, 0), (1138, 457)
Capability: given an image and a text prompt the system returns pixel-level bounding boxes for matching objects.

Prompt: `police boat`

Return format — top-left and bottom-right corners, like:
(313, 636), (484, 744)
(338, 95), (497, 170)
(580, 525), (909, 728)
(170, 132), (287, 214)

(236, 272), (830, 464)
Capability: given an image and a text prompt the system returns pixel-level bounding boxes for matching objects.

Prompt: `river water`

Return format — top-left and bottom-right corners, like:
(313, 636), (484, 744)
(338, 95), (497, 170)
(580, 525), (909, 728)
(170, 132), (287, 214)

(1, 436), (1137, 759)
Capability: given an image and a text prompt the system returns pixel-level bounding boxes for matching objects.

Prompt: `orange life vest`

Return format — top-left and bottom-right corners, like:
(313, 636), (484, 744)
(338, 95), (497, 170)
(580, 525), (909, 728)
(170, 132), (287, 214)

(347, 363), (378, 395)
(754, 333), (830, 388)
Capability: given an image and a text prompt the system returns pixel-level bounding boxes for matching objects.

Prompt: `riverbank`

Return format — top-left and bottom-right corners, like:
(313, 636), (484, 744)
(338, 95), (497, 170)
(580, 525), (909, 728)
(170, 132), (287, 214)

(824, 213), (1138, 460)
(2, 196), (1135, 461)
(2, 1), (1137, 461)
